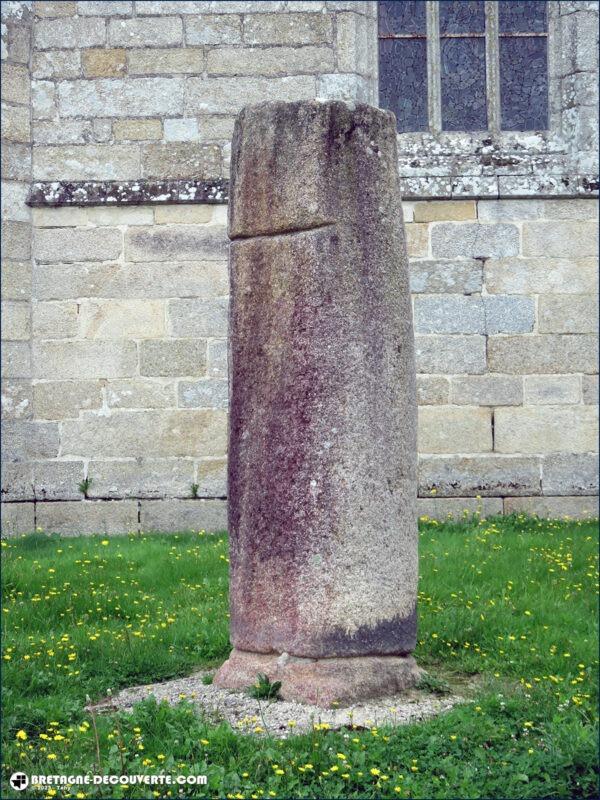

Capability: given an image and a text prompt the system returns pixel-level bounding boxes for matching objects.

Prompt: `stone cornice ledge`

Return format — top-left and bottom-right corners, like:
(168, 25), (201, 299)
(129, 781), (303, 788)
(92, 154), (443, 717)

(27, 179), (229, 207)
(27, 175), (598, 207)
(398, 174), (599, 200)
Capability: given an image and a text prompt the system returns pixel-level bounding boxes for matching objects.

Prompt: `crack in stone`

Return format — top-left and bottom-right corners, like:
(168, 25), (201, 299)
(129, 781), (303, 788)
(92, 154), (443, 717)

(230, 221), (336, 242)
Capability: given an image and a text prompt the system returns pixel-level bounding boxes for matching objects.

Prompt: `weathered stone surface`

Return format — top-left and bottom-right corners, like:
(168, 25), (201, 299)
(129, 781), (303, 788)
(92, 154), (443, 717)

(582, 374), (598, 404)
(61, 409), (227, 458)
(113, 118), (162, 141)
(1, 342), (31, 378)
(335, 10), (376, 75)
(82, 47), (126, 77)
(1, 379), (32, 420)
(86, 206), (154, 225)
(33, 341), (137, 380)
(207, 45), (333, 76)
(523, 375), (581, 405)
(36, 500), (139, 535)
(34, 460), (84, 501)
(0, 502), (35, 535)
(538, 294), (598, 333)
(33, 119), (92, 145)
(140, 339), (207, 378)
(34, 2), (76, 18)
(35, 16), (105, 49)
(32, 300), (78, 338)
(415, 335), (486, 374)
(2, 301), (30, 340)
(477, 199), (600, 222)
(32, 49), (80, 79)
(483, 296), (535, 334)
(154, 205), (212, 224)
(33, 380), (102, 419)
(34, 144), (141, 181)
(451, 375), (522, 406)
(414, 296), (483, 334)
(418, 407), (492, 454)
(141, 143), (221, 180)
(184, 13), (242, 45)
(108, 17), (182, 47)
(417, 496), (503, 520)
(168, 298), (228, 337)
(124, 225), (227, 262)
(221, 101), (418, 674)
(78, 1), (132, 15)
(34, 206), (92, 229)
(197, 458), (227, 497)
(2, 180), (31, 221)
(105, 379), (175, 409)
(413, 201), (476, 222)
(2, 142), (31, 181)
(419, 455), (541, 497)
(1, 462), (34, 502)
(243, 12), (332, 45)
(485, 257), (598, 295)
(129, 47), (204, 75)
(4, 20), (31, 64)
(34, 260), (227, 301)
(207, 338), (228, 378)
(316, 72), (375, 104)
(1, 420), (59, 461)
(58, 78), (184, 118)
(1, 260), (31, 301)
(488, 335), (598, 374)
(163, 118), (198, 141)
(404, 223), (429, 257)
(34, 226), (122, 262)
(178, 378), (228, 409)
(2, 220), (31, 259)
(495, 407), (598, 454)
(522, 221), (599, 258)
(214, 649), (422, 709)
(542, 453), (598, 496)
(416, 376), (449, 405)
(409, 259), (482, 294)
(185, 76), (315, 116)
(32, 80), (56, 121)
(79, 299), (165, 339)
(431, 223), (520, 259)
(504, 496), (599, 519)
(88, 459), (193, 499)
(140, 498), (227, 533)
(1, 102), (30, 142)
(1, 62), (30, 104)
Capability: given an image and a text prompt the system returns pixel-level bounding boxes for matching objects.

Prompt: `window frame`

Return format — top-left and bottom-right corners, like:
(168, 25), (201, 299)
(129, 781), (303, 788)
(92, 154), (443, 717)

(379, 1), (553, 136)
(373, 0), (598, 199)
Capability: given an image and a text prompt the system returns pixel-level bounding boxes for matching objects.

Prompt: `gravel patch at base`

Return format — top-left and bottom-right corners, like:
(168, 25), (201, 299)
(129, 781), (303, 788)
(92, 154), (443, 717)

(89, 671), (465, 738)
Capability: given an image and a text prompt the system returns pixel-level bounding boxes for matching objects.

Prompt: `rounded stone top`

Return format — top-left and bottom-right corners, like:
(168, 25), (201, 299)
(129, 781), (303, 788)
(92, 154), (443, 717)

(229, 99), (401, 240)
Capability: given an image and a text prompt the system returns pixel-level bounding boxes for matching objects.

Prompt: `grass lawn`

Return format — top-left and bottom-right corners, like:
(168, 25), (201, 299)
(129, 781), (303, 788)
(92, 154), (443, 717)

(1, 514), (598, 799)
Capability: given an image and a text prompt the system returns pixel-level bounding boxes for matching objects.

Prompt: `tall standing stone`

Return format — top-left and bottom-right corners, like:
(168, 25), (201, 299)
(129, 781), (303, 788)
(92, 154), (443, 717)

(214, 100), (420, 706)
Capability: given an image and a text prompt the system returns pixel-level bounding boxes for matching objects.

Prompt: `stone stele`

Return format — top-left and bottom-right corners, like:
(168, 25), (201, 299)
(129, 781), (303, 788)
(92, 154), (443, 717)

(213, 100), (420, 707)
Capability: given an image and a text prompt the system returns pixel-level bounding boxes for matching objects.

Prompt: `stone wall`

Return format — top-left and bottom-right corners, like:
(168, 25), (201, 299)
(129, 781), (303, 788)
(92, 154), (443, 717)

(1, 0), (598, 533)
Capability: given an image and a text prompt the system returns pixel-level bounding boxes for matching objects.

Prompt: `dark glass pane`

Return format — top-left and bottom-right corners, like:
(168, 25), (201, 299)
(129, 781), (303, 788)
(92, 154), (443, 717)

(441, 37), (487, 130)
(439, 1), (485, 34)
(378, 0), (427, 36)
(499, 1), (547, 33)
(379, 38), (428, 132)
(500, 36), (548, 130)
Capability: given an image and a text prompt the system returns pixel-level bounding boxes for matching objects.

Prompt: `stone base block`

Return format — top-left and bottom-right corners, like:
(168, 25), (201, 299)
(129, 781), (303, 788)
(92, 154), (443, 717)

(213, 648), (422, 708)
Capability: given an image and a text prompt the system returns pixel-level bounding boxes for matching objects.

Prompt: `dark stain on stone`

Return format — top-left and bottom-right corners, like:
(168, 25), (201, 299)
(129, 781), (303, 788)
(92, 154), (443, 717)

(310, 607), (418, 658)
